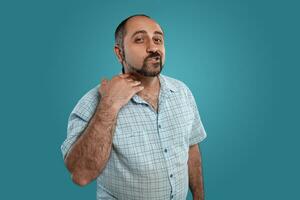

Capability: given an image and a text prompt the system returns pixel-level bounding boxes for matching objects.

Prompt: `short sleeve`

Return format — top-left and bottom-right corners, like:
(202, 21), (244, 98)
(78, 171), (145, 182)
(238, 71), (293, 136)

(186, 87), (207, 146)
(60, 86), (100, 160)
(60, 113), (88, 160)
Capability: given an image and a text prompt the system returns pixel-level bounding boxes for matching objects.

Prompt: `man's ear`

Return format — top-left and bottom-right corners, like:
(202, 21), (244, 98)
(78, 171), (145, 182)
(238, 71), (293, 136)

(114, 45), (123, 63)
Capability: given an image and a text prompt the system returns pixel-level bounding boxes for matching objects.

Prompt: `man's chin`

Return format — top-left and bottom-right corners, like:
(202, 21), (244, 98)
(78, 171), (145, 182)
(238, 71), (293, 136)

(143, 64), (163, 76)
(137, 71), (160, 77)
(139, 67), (162, 77)
(127, 63), (163, 77)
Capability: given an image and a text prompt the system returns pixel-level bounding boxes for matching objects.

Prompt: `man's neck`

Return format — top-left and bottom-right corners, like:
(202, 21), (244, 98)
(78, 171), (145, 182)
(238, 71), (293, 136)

(129, 72), (160, 95)
(133, 73), (161, 112)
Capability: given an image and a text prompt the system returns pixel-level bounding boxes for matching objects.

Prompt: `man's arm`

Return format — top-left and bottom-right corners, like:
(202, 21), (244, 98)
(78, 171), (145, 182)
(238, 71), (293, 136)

(64, 98), (118, 186)
(64, 73), (144, 186)
(188, 144), (205, 200)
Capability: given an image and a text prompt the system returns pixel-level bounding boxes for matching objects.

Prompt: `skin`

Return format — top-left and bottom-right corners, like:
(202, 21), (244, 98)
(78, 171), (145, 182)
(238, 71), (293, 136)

(64, 16), (205, 199)
(189, 144), (205, 200)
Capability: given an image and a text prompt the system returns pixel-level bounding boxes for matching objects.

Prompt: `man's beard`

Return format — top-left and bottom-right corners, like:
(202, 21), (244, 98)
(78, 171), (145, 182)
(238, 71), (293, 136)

(124, 52), (164, 77)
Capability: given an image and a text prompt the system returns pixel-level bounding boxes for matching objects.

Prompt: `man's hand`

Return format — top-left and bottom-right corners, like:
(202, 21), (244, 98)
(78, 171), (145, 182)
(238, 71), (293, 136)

(99, 73), (144, 111)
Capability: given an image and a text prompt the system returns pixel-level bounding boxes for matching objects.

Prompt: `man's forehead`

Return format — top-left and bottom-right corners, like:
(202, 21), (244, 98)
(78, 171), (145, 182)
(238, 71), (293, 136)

(125, 16), (163, 36)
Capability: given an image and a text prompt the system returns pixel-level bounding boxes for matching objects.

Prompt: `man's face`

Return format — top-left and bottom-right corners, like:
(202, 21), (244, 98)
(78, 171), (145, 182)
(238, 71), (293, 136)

(121, 16), (165, 77)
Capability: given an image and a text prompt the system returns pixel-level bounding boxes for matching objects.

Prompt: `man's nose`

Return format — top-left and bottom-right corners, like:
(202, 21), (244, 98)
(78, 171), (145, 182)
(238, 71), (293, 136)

(146, 40), (158, 53)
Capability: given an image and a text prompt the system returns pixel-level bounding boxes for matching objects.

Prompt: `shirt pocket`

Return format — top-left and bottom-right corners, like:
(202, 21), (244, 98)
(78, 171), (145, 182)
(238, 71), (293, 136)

(112, 126), (156, 172)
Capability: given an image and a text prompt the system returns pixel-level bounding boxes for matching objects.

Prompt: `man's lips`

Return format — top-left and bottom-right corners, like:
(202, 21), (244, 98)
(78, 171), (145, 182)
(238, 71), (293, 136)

(146, 56), (160, 62)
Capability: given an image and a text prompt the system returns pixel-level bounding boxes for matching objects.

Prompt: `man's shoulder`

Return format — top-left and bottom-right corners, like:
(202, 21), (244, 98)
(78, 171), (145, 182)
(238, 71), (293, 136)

(71, 84), (100, 120)
(160, 74), (191, 94)
(80, 84), (100, 103)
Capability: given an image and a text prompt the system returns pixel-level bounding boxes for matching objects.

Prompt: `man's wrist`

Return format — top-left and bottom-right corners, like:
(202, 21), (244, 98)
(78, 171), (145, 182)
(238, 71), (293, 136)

(98, 97), (120, 114)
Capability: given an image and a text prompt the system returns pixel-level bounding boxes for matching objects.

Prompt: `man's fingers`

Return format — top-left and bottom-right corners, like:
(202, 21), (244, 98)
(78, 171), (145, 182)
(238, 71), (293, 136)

(119, 73), (131, 78)
(133, 84), (144, 92)
(130, 80), (142, 86)
(119, 73), (138, 81)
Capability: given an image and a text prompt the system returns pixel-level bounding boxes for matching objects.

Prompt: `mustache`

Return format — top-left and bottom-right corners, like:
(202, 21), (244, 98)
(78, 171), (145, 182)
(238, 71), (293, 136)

(145, 52), (161, 61)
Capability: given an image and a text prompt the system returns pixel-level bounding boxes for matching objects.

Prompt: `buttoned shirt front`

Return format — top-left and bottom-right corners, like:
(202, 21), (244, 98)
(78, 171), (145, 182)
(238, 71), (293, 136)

(61, 73), (207, 200)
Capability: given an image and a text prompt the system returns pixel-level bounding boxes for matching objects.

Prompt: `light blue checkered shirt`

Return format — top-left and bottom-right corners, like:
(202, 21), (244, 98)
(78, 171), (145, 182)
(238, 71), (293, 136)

(61, 73), (207, 200)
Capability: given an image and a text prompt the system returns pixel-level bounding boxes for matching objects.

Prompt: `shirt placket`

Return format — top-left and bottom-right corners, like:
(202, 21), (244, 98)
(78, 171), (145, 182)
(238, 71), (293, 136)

(157, 88), (176, 200)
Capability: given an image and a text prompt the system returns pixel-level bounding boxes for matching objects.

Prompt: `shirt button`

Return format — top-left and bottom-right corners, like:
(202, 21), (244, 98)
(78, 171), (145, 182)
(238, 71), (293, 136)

(158, 125), (161, 128)
(171, 194), (174, 199)
(164, 149), (168, 153)
(170, 174), (173, 178)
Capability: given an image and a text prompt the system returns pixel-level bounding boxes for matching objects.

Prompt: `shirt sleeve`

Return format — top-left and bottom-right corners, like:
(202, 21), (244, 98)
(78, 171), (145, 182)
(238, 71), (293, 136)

(60, 112), (88, 160)
(60, 86), (100, 160)
(186, 87), (207, 146)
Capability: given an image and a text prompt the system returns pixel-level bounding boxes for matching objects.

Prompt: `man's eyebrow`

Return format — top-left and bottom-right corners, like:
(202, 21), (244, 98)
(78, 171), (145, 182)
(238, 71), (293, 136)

(154, 31), (164, 36)
(131, 30), (164, 38)
(131, 30), (147, 38)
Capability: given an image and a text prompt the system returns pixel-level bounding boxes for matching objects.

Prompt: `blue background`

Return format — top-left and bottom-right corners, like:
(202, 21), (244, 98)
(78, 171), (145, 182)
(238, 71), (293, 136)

(0, 0), (299, 199)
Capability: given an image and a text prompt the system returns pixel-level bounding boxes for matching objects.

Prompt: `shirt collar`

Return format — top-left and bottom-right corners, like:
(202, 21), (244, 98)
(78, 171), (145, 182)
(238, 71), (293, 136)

(159, 74), (177, 93)
(130, 73), (177, 105)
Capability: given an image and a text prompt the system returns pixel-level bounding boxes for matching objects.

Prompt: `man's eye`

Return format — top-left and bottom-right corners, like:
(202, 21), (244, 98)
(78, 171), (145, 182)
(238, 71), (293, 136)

(154, 38), (163, 43)
(135, 38), (143, 43)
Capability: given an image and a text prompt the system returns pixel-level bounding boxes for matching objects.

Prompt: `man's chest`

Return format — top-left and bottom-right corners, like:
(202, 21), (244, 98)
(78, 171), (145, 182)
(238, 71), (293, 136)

(111, 98), (194, 172)
(138, 92), (159, 112)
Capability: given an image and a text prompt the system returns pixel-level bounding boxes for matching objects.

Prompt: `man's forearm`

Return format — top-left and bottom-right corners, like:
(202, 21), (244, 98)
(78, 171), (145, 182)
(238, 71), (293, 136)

(188, 144), (205, 200)
(65, 98), (119, 186)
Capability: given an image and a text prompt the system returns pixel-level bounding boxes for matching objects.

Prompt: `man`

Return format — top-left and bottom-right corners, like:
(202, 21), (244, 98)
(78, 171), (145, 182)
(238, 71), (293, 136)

(61, 14), (207, 200)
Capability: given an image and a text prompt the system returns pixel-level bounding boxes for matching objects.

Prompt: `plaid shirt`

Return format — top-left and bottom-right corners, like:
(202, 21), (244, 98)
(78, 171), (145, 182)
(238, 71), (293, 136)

(61, 73), (207, 200)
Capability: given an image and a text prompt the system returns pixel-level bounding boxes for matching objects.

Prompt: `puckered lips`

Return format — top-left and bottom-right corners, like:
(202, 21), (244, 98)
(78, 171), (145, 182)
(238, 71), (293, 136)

(146, 56), (160, 63)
